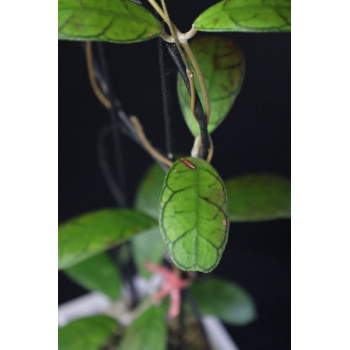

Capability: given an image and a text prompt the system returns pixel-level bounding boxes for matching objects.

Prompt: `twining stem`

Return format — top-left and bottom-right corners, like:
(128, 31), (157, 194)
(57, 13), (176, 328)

(97, 125), (127, 205)
(166, 43), (210, 159)
(147, 0), (168, 23)
(130, 116), (174, 168)
(147, 0), (212, 158)
(207, 135), (214, 163)
(86, 41), (111, 110)
(85, 41), (173, 170)
(159, 0), (189, 68)
(158, 38), (174, 159)
(157, 0), (210, 120)
(96, 42), (128, 207)
(186, 68), (198, 122)
(181, 41), (210, 120)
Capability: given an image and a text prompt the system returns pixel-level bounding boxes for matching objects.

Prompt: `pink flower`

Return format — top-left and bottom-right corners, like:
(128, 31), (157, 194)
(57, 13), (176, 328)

(144, 262), (191, 318)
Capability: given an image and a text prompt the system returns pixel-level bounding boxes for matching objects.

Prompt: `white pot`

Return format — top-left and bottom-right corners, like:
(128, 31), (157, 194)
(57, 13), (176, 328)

(58, 276), (239, 350)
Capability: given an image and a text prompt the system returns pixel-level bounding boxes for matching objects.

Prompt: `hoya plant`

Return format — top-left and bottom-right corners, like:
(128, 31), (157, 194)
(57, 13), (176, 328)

(58, 0), (291, 349)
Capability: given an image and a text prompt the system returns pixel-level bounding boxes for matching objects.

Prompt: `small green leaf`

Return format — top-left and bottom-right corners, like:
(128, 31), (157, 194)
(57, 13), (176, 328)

(177, 36), (244, 136)
(64, 253), (121, 300)
(194, 0), (291, 32)
(58, 0), (161, 43)
(134, 163), (164, 220)
(58, 208), (157, 269)
(159, 157), (229, 273)
(225, 174), (291, 221)
(190, 277), (256, 325)
(118, 306), (167, 350)
(132, 227), (165, 278)
(58, 315), (118, 350)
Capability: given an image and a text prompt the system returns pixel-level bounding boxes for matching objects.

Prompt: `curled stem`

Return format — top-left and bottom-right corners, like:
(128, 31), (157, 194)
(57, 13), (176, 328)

(86, 41), (111, 110)
(148, 0), (212, 159)
(159, 0), (189, 67)
(186, 68), (198, 123)
(130, 116), (174, 168)
(181, 41), (210, 120)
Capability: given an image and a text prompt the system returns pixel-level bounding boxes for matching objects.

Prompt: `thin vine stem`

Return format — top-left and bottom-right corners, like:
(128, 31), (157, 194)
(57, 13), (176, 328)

(147, 0), (168, 23)
(166, 43), (210, 160)
(130, 116), (173, 168)
(96, 42), (128, 206)
(159, 0), (189, 68)
(86, 41), (111, 110)
(97, 125), (126, 205)
(181, 41), (211, 120)
(158, 38), (174, 159)
(84, 42), (172, 171)
(146, 0), (212, 159)
(152, 0), (210, 120)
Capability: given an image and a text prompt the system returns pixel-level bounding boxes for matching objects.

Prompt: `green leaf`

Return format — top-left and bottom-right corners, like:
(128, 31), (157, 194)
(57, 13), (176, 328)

(118, 306), (167, 350)
(225, 174), (291, 221)
(58, 0), (161, 43)
(58, 315), (118, 350)
(194, 0), (291, 32)
(64, 253), (121, 300)
(159, 157), (229, 273)
(177, 36), (244, 136)
(132, 227), (165, 278)
(190, 277), (256, 325)
(134, 163), (164, 220)
(58, 208), (157, 269)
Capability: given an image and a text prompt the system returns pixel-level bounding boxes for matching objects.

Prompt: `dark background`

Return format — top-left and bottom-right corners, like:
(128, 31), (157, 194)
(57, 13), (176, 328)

(59, 1), (291, 349)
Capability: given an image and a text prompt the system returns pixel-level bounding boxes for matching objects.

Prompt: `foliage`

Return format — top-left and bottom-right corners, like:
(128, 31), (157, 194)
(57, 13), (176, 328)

(190, 277), (257, 325)
(118, 306), (167, 350)
(159, 157), (229, 273)
(58, 0), (290, 348)
(58, 316), (118, 350)
(194, 0), (291, 32)
(58, 0), (161, 43)
(58, 208), (156, 269)
(178, 36), (245, 136)
(64, 253), (122, 300)
(226, 174), (291, 221)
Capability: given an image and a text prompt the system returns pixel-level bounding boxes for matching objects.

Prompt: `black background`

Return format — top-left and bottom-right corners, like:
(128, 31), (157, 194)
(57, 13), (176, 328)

(59, 1), (290, 349)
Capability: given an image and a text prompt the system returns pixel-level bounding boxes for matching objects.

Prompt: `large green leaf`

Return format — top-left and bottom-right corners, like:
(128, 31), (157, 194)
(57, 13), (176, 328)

(160, 157), (229, 273)
(64, 253), (121, 300)
(225, 174), (291, 221)
(118, 306), (167, 350)
(194, 0), (291, 32)
(190, 277), (256, 325)
(58, 315), (118, 350)
(134, 163), (164, 220)
(58, 209), (157, 269)
(132, 227), (165, 278)
(58, 0), (161, 43)
(177, 36), (244, 136)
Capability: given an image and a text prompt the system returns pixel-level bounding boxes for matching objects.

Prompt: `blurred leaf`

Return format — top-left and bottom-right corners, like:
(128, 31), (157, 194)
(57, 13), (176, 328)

(58, 315), (118, 350)
(134, 163), (164, 220)
(58, 0), (161, 43)
(225, 174), (291, 222)
(194, 0), (291, 32)
(177, 36), (244, 136)
(118, 306), (167, 350)
(58, 209), (157, 269)
(132, 227), (165, 278)
(64, 253), (121, 300)
(190, 277), (256, 325)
